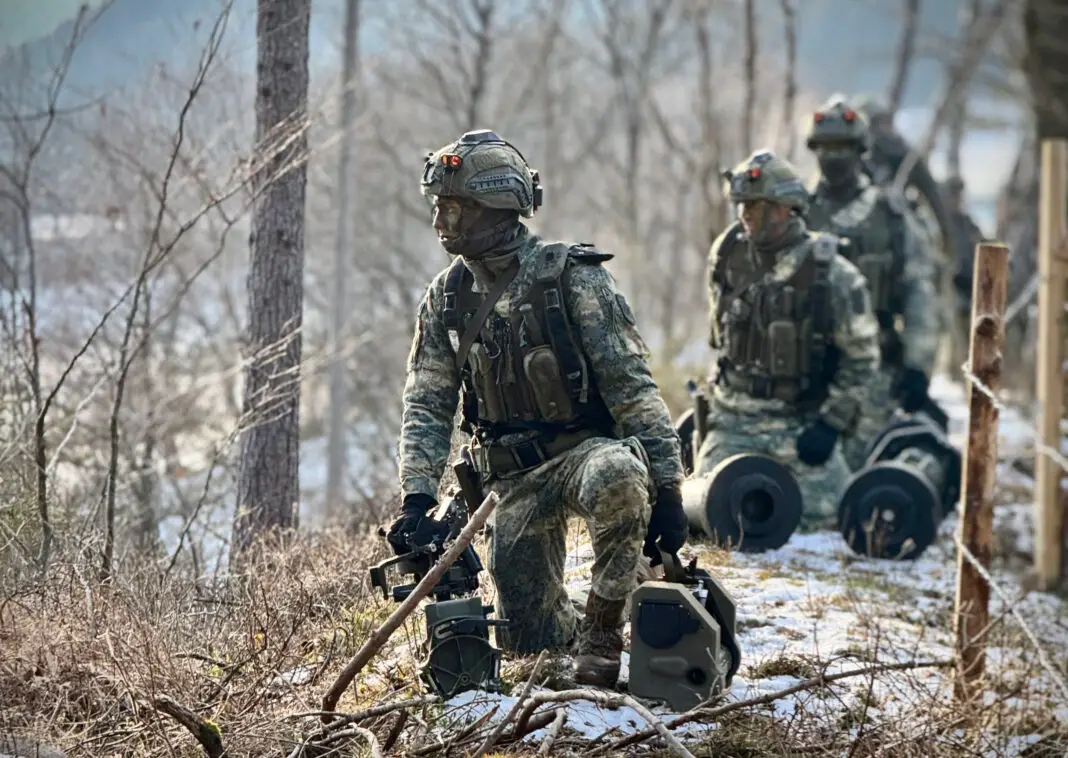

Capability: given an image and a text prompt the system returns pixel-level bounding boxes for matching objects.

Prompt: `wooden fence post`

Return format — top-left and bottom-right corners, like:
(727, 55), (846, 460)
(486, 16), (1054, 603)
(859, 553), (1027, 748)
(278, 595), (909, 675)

(1035, 138), (1068, 590)
(953, 242), (1010, 702)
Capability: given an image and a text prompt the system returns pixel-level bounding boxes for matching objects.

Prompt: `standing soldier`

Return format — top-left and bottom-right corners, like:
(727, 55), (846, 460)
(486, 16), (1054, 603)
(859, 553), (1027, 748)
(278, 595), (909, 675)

(389, 129), (688, 688)
(804, 97), (942, 471)
(700, 150), (880, 527)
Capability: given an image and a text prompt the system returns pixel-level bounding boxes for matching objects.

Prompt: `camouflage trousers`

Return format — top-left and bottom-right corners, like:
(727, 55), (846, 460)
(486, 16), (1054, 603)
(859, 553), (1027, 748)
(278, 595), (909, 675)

(483, 436), (654, 654)
(695, 405), (851, 530)
(839, 365), (895, 472)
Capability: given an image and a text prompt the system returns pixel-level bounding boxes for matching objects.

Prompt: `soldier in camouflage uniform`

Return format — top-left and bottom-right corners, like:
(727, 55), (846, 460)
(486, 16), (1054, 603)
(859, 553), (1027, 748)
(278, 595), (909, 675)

(804, 97), (942, 471)
(701, 150), (880, 528)
(388, 129), (687, 688)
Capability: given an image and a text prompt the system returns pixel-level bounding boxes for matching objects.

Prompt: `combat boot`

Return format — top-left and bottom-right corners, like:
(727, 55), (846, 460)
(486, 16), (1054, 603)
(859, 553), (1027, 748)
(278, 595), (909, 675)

(574, 592), (626, 688)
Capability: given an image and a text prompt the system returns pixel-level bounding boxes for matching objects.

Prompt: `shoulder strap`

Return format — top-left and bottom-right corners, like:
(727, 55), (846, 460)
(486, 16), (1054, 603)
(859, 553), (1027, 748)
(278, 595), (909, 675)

(711, 222), (744, 288)
(808, 234), (836, 385)
(451, 261), (520, 373)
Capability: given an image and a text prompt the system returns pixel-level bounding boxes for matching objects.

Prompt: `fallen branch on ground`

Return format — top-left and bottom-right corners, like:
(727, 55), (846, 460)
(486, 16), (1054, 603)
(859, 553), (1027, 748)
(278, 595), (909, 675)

(319, 492), (499, 720)
(595, 658), (954, 754)
(152, 695), (227, 758)
(537, 708), (568, 756)
(285, 695), (439, 757)
(470, 650), (548, 758)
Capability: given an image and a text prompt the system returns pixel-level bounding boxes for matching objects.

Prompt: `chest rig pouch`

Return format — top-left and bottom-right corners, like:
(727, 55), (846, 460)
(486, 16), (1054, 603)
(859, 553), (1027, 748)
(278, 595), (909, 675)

(441, 244), (613, 442)
(713, 235), (836, 405)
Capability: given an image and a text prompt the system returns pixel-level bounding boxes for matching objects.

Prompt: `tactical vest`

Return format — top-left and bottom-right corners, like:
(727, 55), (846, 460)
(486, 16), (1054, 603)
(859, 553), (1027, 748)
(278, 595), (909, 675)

(441, 243), (615, 449)
(808, 185), (905, 362)
(711, 229), (838, 406)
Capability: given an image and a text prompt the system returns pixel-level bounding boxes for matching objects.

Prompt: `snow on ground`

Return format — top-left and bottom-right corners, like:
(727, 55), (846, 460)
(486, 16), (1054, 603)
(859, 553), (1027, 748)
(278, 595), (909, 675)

(431, 376), (1068, 753)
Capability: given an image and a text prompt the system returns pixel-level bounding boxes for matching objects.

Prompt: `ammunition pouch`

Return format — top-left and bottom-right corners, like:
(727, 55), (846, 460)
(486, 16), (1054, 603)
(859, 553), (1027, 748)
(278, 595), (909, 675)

(470, 428), (598, 477)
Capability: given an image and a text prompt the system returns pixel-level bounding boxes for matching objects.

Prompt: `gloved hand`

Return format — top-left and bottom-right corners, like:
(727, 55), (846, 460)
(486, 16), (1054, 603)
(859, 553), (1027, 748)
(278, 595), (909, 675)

(795, 419), (839, 466)
(386, 493), (438, 552)
(643, 485), (688, 560)
(892, 366), (929, 413)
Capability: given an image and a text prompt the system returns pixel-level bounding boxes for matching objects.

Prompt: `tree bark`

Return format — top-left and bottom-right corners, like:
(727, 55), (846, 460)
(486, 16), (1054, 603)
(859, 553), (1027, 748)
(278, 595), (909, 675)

(326, 0), (361, 522)
(233, 0), (311, 556)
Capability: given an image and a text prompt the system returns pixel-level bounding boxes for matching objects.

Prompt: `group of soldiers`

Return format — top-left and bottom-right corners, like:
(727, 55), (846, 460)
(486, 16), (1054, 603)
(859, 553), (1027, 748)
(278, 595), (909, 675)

(386, 94), (985, 691)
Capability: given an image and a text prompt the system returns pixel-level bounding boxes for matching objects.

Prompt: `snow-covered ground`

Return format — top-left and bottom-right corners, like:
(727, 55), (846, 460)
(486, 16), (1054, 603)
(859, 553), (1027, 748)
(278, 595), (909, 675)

(427, 375), (1068, 754)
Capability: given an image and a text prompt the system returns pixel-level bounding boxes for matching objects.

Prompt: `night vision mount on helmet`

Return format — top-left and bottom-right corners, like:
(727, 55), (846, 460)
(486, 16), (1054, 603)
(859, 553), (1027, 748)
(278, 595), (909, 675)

(420, 129), (543, 217)
(722, 150), (810, 216)
(804, 96), (872, 152)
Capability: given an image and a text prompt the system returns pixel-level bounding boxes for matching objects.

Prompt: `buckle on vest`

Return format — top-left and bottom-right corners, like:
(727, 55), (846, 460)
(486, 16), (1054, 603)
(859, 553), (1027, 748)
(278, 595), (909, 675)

(544, 286), (561, 310)
(511, 440), (548, 470)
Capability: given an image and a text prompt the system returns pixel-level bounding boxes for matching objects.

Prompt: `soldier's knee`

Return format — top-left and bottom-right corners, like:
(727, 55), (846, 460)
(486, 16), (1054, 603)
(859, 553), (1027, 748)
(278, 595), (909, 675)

(578, 442), (651, 518)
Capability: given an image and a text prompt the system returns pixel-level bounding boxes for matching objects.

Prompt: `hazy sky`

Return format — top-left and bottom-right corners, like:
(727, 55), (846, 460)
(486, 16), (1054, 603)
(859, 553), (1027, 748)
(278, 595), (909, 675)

(0, 0), (108, 48)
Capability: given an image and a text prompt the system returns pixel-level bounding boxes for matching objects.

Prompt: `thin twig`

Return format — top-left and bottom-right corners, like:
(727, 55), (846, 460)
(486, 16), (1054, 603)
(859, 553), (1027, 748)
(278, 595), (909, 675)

(470, 649), (549, 758)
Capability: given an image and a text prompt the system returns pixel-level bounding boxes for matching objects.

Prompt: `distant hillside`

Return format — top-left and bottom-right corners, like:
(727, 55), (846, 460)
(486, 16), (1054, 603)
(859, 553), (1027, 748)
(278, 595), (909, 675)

(6, 0), (968, 107)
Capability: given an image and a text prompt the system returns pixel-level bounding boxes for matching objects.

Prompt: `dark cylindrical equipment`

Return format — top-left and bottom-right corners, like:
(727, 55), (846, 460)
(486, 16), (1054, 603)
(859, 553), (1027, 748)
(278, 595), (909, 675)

(838, 410), (962, 560)
(682, 453), (803, 553)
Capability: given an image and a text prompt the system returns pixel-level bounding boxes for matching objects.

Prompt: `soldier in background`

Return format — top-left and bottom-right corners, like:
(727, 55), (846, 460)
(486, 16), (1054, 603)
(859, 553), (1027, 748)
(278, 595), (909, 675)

(804, 97), (941, 471)
(700, 150), (880, 527)
(389, 129), (687, 689)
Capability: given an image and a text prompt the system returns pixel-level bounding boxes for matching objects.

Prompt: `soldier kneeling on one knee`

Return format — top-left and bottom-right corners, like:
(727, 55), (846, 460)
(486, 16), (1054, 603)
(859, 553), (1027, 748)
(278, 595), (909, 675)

(388, 129), (687, 689)
(698, 150), (881, 528)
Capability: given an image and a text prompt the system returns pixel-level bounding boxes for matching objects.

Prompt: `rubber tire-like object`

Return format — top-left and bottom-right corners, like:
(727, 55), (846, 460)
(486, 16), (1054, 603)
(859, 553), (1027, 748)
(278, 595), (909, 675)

(421, 633), (500, 698)
(838, 461), (941, 561)
(685, 453), (802, 553)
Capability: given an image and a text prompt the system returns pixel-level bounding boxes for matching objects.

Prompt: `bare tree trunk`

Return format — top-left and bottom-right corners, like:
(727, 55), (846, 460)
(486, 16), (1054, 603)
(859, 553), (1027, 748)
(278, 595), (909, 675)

(743, 0), (757, 153)
(887, 0), (921, 118)
(326, 0), (361, 522)
(779, 0), (798, 161)
(946, 0), (980, 177)
(465, 0), (495, 130)
(233, 0), (311, 556)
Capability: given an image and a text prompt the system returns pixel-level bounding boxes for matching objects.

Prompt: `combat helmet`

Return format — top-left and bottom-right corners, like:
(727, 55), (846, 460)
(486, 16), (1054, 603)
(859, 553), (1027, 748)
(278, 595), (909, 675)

(805, 95), (872, 152)
(723, 150), (809, 216)
(420, 129), (542, 217)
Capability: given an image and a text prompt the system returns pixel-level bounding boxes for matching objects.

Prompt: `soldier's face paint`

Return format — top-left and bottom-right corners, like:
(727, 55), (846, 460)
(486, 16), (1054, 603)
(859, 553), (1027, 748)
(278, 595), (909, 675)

(738, 199), (791, 246)
(432, 196), (483, 243)
(814, 143), (861, 187)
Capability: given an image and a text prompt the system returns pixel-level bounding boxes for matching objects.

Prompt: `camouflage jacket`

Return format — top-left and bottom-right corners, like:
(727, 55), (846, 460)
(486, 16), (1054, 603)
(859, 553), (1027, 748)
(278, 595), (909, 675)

(706, 221), (881, 432)
(808, 176), (941, 374)
(398, 233), (684, 500)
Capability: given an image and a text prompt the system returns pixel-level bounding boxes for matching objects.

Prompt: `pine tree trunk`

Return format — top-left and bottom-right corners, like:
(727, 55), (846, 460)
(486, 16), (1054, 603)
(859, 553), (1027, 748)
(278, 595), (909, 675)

(232, 0), (311, 556)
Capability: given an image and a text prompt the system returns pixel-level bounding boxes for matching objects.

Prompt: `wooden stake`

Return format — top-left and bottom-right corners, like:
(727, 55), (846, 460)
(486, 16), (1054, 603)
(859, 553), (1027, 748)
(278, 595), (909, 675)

(953, 242), (1010, 703)
(1035, 138), (1068, 590)
(320, 491), (499, 720)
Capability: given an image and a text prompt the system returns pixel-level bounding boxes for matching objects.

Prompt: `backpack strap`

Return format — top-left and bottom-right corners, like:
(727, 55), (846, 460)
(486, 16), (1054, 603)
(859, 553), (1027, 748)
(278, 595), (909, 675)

(808, 234), (837, 389)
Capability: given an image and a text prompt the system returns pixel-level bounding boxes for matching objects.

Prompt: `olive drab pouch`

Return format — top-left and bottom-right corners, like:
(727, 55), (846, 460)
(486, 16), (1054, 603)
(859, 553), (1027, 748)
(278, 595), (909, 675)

(468, 342), (507, 422)
(767, 285), (798, 378)
(723, 298), (752, 364)
(516, 293), (575, 423)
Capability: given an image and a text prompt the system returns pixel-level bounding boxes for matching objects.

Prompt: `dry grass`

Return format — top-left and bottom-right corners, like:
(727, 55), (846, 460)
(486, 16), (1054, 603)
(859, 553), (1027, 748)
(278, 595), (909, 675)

(0, 527), (1065, 758)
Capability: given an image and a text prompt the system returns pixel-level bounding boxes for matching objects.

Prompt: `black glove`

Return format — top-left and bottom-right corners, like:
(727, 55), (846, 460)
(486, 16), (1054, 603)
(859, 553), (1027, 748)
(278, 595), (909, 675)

(386, 493), (438, 552)
(643, 485), (688, 560)
(892, 366), (929, 413)
(795, 419), (839, 466)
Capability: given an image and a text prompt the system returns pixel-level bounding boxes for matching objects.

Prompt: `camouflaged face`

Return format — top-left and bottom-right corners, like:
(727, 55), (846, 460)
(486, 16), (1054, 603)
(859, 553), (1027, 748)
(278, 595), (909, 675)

(398, 234), (685, 502)
(725, 150), (809, 215)
(420, 130), (539, 217)
(805, 96), (872, 151)
(484, 436), (653, 653)
(694, 409), (850, 529)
